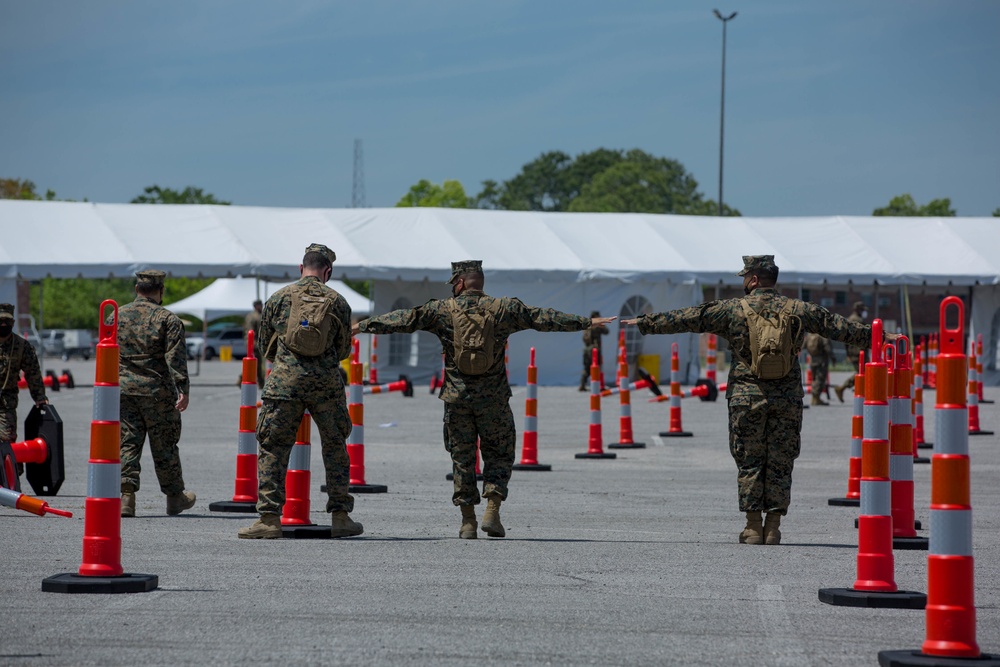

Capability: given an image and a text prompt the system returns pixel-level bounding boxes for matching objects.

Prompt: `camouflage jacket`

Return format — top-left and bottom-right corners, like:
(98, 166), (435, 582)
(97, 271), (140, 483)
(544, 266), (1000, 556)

(804, 333), (833, 364)
(636, 288), (872, 399)
(117, 296), (190, 398)
(359, 289), (591, 404)
(0, 334), (46, 407)
(244, 309), (261, 337)
(845, 311), (865, 359)
(582, 322), (608, 350)
(256, 276), (352, 402)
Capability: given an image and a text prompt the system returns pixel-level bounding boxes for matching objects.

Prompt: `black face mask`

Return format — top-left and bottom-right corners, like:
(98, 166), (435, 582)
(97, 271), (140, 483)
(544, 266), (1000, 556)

(0, 323), (13, 336)
(744, 285), (752, 296)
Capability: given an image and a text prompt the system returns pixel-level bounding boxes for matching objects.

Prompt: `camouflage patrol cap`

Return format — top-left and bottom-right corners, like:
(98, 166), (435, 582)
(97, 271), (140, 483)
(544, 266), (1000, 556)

(135, 269), (166, 288)
(737, 255), (778, 276)
(853, 301), (865, 311)
(448, 260), (483, 284)
(0, 303), (14, 321)
(304, 243), (336, 266)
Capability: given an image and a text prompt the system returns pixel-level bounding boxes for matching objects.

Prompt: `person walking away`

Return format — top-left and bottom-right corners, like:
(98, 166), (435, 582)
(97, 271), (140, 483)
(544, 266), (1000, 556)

(579, 311), (608, 391)
(804, 332), (832, 406)
(835, 301), (867, 402)
(244, 299), (266, 389)
(117, 270), (196, 517)
(356, 260), (615, 539)
(0, 303), (48, 476)
(624, 256), (880, 546)
(239, 244), (363, 539)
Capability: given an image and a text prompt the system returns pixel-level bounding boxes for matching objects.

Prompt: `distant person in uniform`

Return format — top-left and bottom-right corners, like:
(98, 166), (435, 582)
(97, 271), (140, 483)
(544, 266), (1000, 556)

(117, 270), (197, 518)
(239, 243), (362, 539)
(804, 333), (832, 406)
(835, 301), (867, 403)
(0, 303), (48, 461)
(244, 299), (265, 388)
(355, 260), (615, 539)
(624, 256), (881, 546)
(579, 310), (609, 391)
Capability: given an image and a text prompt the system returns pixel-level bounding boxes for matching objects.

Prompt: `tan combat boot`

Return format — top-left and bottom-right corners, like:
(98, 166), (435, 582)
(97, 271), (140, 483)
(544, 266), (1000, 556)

(764, 513), (782, 545)
(739, 511), (763, 545)
(811, 395), (828, 406)
(238, 513), (282, 539)
(330, 511), (364, 538)
(834, 385), (845, 403)
(166, 490), (197, 516)
(121, 484), (136, 518)
(459, 505), (478, 539)
(481, 497), (505, 538)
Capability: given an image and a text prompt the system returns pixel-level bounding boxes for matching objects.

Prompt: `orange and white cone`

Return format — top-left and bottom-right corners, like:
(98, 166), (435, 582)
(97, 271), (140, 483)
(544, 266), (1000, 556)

(968, 341), (993, 436)
(369, 334), (379, 385)
(829, 351), (864, 507)
(280, 412), (333, 538)
(705, 334), (718, 384)
(576, 347), (615, 459)
(348, 339), (387, 493)
(514, 347), (551, 471)
(609, 346), (644, 449)
(889, 340), (927, 549)
(209, 330), (259, 513)
(0, 486), (72, 517)
(659, 343), (692, 437)
(977, 333), (993, 404)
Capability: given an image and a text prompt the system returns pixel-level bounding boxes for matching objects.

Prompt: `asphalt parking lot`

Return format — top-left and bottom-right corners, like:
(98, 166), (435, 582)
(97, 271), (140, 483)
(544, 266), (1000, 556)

(3, 358), (999, 666)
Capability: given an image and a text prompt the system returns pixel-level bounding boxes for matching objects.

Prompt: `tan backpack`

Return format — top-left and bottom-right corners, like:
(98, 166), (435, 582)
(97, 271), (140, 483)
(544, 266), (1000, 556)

(283, 283), (337, 357)
(740, 298), (800, 380)
(447, 296), (502, 375)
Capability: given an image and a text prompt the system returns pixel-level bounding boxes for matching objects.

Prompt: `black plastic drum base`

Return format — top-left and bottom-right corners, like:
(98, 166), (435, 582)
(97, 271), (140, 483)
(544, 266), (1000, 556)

(818, 587), (926, 609)
(893, 536), (930, 550)
(659, 431), (693, 437)
(608, 441), (646, 449)
(917, 442), (933, 449)
(208, 500), (258, 513)
(281, 524), (333, 539)
(981, 399), (995, 404)
(970, 430), (995, 436)
(828, 497), (860, 507)
(445, 473), (484, 481)
(914, 456), (931, 465)
(854, 518), (922, 531)
(42, 572), (158, 594)
(575, 452), (617, 459)
(350, 483), (388, 494)
(879, 649), (1000, 666)
(512, 463), (552, 471)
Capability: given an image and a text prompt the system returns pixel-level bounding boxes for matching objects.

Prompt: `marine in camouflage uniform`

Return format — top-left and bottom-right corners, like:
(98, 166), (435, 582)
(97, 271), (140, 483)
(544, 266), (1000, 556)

(358, 260), (608, 539)
(629, 256), (873, 545)
(835, 302), (867, 402)
(240, 243), (362, 539)
(804, 333), (833, 406)
(0, 303), (48, 447)
(244, 299), (266, 388)
(117, 270), (196, 516)
(579, 310), (608, 391)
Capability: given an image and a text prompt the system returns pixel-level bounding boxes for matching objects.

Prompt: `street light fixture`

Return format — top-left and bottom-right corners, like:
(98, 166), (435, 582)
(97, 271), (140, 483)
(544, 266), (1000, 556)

(714, 9), (737, 217)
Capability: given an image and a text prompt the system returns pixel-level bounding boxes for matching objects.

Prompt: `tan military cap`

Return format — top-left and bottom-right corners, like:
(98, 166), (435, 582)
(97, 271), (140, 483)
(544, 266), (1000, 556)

(853, 301), (865, 311)
(737, 255), (778, 276)
(0, 303), (14, 320)
(304, 243), (336, 265)
(448, 260), (483, 284)
(135, 269), (166, 288)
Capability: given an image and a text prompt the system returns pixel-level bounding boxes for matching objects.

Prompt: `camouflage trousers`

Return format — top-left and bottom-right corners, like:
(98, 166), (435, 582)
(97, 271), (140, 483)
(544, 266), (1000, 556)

(255, 396), (354, 516)
(120, 394), (185, 495)
(0, 407), (17, 443)
(810, 362), (829, 398)
(443, 400), (516, 506)
(728, 395), (803, 515)
(580, 348), (603, 388)
(841, 356), (861, 391)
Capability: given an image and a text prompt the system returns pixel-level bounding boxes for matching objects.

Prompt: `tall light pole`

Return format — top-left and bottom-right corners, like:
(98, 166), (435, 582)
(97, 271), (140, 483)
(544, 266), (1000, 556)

(713, 9), (737, 217)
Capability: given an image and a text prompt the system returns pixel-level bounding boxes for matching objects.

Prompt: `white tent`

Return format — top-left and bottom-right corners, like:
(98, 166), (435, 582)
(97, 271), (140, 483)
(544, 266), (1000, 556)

(164, 276), (371, 322)
(2, 200), (998, 384)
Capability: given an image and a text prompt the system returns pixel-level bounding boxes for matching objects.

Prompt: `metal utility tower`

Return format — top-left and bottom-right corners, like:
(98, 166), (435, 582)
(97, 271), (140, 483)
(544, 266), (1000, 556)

(352, 138), (366, 208)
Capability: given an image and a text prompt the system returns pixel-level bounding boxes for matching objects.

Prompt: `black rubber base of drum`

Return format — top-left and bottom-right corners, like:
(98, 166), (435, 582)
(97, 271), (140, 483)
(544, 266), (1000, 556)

(42, 572), (158, 594)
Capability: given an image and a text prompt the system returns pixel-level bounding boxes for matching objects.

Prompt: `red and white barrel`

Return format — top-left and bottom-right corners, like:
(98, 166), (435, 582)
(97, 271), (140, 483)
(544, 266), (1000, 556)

(576, 347), (615, 459)
(889, 340), (918, 540)
(706, 334), (718, 384)
(369, 335), (378, 384)
(363, 378), (409, 395)
(281, 412), (313, 526)
(967, 341), (991, 435)
(0, 486), (71, 517)
(848, 351), (866, 500)
(514, 348), (551, 471)
(913, 345), (928, 449)
(976, 333), (990, 403)
(660, 343), (692, 437)
(348, 339), (366, 485)
(923, 296), (980, 658)
(928, 332), (938, 389)
(610, 346), (644, 449)
(235, 331), (258, 503)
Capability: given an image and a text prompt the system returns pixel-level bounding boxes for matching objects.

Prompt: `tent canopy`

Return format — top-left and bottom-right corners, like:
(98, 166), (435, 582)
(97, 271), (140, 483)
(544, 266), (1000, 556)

(164, 276), (371, 323)
(2, 200), (998, 286)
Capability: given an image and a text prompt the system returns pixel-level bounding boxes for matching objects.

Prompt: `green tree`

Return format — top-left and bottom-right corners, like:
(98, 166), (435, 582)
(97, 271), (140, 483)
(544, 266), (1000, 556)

(131, 185), (230, 205)
(992, 208), (999, 217)
(395, 179), (469, 208)
(1, 178), (57, 200)
(477, 148), (737, 215)
(872, 194), (956, 217)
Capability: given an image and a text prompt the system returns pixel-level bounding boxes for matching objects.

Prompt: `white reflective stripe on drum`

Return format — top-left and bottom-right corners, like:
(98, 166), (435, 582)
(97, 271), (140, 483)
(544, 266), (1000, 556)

(889, 454), (913, 481)
(914, 376), (923, 389)
(850, 438), (862, 457)
(670, 395), (681, 409)
(860, 481), (890, 516)
(853, 396), (864, 414)
(288, 443), (310, 471)
(92, 385), (120, 422)
(241, 384), (257, 406)
(968, 392), (978, 407)
(526, 384), (537, 400)
(935, 409), (969, 455)
(890, 398), (911, 425)
(238, 431), (257, 455)
(524, 416), (537, 432)
(863, 404), (889, 440)
(87, 462), (121, 499)
(621, 404), (631, 418)
(347, 424), (364, 446)
(591, 380), (600, 394)
(0, 486), (21, 508)
(915, 402), (924, 416)
(671, 371), (679, 383)
(349, 385), (363, 403)
(929, 509), (973, 556)
(590, 410), (601, 424)
(619, 378), (628, 391)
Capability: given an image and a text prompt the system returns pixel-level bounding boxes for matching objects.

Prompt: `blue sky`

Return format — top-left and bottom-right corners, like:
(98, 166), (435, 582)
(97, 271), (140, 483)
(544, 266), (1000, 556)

(2, 1), (997, 215)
